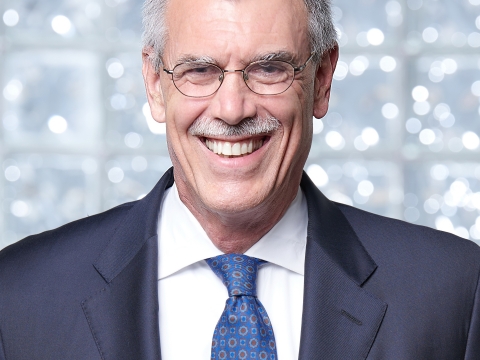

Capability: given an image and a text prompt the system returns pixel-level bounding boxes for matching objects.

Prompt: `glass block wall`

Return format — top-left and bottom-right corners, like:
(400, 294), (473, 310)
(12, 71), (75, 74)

(1, 0), (480, 249)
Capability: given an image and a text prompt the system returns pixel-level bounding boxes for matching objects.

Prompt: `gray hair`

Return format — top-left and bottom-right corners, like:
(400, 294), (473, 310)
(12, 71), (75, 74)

(189, 115), (281, 138)
(142, 0), (337, 72)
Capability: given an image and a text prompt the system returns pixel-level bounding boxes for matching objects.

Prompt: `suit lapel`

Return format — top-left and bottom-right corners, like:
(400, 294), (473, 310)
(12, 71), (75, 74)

(299, 173), (387, 360)
(81, 168), (175, 360)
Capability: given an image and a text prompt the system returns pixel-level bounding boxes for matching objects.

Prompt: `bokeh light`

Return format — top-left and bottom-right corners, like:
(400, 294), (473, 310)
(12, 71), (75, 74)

(1, 0), (480, 248)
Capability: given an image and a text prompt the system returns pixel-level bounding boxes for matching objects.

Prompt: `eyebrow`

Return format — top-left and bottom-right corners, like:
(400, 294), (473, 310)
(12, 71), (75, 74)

(174, 51), (298, 67)
(249, 51), (296, 63)
(174, 55), (216, 66)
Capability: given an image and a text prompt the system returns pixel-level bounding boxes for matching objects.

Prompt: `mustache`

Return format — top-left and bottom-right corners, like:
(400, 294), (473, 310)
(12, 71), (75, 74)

(188, 115), (281, 138)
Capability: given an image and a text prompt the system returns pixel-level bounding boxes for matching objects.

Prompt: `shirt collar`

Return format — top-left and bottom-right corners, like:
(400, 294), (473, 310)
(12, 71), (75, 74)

(158, 184), (307, 280)
(244, 187), (307, 275)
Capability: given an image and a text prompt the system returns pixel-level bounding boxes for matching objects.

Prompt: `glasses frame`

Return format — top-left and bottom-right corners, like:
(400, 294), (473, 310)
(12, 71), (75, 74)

(163, 52), (315, 98)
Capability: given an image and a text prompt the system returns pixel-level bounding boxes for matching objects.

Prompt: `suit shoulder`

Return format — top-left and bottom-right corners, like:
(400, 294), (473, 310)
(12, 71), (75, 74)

(0, 200), (137, 272)
(335, 202), (480, 264)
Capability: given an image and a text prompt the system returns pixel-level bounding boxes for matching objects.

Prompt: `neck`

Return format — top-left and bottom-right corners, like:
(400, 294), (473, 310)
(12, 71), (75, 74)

(178, 186), (298, 254)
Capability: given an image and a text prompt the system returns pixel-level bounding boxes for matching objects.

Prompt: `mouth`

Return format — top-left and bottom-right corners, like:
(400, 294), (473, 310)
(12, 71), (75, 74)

(203, 136), (268, 158)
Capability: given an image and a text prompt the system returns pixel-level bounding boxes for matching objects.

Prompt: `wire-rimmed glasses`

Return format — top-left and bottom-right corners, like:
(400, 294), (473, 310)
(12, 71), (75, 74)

(163, 53), (314, 98)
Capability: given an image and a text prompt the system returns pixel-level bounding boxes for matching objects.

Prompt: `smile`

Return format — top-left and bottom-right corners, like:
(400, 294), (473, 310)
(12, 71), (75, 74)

(204, 137), (266, 157)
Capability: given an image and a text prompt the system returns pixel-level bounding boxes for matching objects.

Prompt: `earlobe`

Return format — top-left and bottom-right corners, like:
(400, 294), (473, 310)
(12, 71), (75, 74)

(142, 48), (166, 123)
(312, 44), (339, 119)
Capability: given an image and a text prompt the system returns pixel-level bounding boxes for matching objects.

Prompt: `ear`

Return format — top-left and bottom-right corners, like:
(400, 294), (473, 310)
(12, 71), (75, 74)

(142, 47), (166, 123)
(312, 44), (339, 119)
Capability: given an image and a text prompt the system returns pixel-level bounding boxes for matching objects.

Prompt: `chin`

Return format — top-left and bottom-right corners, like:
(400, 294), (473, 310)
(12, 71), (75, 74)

(200, 185), (271, 216)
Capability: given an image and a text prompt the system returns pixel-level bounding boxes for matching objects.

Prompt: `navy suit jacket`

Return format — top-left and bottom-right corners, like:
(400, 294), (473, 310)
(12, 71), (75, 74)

(1, 168), (479, 359)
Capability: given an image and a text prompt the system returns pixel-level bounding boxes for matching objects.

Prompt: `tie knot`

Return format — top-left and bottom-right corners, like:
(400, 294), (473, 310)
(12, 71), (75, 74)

(206, 254), (265, 297)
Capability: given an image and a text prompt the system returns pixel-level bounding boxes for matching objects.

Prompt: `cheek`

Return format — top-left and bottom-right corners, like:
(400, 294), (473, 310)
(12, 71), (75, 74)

(293, 83), (315, 141)
(268, 92), (311, 139)
(164, 97), (208, 171)
(272, 90), (313, 163)
(165, 96), (208, 139)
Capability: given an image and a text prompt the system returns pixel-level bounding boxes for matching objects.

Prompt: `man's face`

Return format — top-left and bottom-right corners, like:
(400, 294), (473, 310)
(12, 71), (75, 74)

(144, 0), (337, 219)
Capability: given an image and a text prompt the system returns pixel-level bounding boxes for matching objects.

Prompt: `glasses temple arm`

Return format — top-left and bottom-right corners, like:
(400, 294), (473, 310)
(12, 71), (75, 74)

(293, 52), (315, 73)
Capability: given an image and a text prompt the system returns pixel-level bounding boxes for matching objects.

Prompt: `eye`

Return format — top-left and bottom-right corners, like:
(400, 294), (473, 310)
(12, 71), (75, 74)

(175, 63), (220, 80)
(262, 63), (285, 73)
(246, 61), (290, 80)
(188, 66), (213, 74)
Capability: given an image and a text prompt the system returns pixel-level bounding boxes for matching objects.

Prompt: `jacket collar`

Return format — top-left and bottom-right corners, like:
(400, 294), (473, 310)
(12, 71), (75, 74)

(299, 172), (387, 359)
(93, 168), (174, 284)
(94, 167), (377, 285)
(300, 172), (377, 286)
(82, 168), (174, 360)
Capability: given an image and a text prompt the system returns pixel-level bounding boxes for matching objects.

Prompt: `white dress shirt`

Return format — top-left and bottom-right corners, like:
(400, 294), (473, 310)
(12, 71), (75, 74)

(158, 184), (307, 359)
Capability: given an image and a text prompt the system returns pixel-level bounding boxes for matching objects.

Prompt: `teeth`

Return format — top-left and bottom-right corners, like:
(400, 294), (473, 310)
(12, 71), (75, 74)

(232, 143), (241, 156)
(205, 138), (264, 157)
(241, 143), (248, 154)
(223, 142), (232, 155)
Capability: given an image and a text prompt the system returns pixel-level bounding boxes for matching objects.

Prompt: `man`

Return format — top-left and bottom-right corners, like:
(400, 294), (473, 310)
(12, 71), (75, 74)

(0, 0), (479, 359)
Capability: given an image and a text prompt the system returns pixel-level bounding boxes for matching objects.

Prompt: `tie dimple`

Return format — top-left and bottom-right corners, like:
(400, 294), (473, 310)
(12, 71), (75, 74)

(206, 254), (278, 360)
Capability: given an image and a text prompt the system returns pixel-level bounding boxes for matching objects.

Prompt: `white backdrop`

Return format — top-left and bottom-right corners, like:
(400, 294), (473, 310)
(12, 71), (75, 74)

(1, 0), (480, 248)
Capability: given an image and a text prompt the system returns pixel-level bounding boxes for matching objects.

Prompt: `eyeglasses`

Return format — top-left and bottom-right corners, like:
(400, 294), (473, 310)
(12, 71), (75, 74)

(163, 53), (314, 98)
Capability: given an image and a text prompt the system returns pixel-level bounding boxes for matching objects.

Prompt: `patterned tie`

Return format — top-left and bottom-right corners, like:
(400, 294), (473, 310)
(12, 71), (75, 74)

(206, 254), (278, 360)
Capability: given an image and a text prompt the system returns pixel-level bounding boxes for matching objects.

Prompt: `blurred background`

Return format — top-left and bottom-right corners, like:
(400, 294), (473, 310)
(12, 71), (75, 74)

(0, 0), (479, 249)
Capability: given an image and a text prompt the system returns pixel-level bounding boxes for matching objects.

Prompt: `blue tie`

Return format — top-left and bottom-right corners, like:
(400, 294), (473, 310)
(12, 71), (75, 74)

(206, 254), (278, 360)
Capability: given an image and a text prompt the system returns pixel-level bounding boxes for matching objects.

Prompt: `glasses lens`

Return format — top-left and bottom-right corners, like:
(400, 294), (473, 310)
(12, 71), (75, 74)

(172, 63), (223, 97)
(245, 61), (294, 95)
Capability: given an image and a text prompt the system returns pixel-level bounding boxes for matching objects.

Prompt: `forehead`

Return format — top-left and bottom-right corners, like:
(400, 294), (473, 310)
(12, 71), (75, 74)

(163, 0), (310, 64)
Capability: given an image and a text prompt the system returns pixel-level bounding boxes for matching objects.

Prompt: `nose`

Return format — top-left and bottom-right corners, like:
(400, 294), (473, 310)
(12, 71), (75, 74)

(208, 70), (257, 125)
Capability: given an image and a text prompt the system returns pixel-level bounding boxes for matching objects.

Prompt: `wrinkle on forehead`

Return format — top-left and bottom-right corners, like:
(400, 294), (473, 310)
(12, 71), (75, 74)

(164, 0), (309, 66)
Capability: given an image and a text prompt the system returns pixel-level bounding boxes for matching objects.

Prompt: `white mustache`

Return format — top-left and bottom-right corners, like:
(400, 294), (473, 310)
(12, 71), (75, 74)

(188, 115), (281, 137)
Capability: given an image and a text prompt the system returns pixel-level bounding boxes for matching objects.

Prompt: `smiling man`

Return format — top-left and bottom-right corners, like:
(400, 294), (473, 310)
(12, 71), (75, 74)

(1, 0), (480, 359)
(141, 0), (338, 358)
(142, 0), (336, 255)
